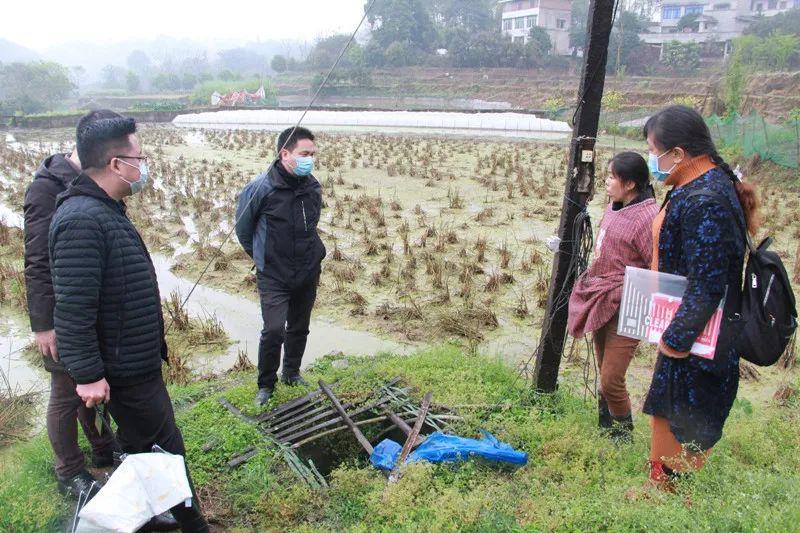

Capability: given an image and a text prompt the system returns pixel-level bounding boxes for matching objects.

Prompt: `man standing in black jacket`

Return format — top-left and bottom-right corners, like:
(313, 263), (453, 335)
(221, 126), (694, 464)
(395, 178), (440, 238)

(49, 116), (208, 532)
(24, 110), (118, 498)
(235, 127), (326, 406)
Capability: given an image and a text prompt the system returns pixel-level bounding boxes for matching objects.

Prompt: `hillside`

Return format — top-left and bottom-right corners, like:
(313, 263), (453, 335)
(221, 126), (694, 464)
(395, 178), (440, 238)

(0, 39), (40, 63)
(273, 67), (800, 121)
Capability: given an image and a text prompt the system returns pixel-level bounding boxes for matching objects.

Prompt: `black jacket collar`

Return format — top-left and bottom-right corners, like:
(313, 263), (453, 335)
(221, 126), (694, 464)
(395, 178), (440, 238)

(34, 153), (79, 188)
(270, 159), (309, 190)
(612, 186), (655, 211)
(56, 173), (126, 213)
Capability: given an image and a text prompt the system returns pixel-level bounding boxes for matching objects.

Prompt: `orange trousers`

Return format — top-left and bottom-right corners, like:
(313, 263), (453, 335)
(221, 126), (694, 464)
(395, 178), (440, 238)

(650, 416), (711, 472)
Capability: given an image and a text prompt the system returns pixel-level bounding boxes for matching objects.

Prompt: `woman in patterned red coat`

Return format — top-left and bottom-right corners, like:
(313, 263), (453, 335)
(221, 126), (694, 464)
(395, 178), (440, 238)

(569, 152), (658, 441)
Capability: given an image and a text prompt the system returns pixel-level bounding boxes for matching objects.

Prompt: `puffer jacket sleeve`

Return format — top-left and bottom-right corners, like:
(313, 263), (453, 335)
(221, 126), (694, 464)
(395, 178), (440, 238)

(234, 177), (263, 258)
(23, 179), (61, 332)
(49, 213), (106, 384)
(661, 195), (732, 353)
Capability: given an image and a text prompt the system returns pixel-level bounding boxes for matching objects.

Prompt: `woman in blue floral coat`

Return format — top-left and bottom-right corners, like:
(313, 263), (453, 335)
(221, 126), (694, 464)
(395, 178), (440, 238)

(642, 106), (760, 490)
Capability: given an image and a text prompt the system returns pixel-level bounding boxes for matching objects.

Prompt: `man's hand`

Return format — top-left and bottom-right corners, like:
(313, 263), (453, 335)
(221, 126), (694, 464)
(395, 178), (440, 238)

(76, 378), (111, 408)
(34, 329), (59, 361)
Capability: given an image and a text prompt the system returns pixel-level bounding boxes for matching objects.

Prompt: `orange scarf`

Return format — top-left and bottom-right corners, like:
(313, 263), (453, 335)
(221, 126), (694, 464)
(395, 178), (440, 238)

(650, 154), (716, 270)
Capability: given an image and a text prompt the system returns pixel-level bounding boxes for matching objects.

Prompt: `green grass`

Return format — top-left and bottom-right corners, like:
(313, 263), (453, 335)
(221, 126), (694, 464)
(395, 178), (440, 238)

(0, 436), (69, 531)
(2, 346), (799, 531)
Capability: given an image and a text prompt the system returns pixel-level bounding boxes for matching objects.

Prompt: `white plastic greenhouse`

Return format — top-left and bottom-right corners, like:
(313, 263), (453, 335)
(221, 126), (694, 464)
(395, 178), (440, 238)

(172, 110), (572, 140)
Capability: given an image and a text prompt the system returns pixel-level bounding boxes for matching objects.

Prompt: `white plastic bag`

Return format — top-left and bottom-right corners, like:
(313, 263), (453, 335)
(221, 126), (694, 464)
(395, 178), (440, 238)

(76, 452), (192, 533)
(545, 235), (561, 252)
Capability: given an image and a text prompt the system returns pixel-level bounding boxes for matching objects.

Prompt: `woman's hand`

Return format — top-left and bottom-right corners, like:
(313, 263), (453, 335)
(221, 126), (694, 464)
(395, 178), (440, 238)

(659, 339), (690, 359)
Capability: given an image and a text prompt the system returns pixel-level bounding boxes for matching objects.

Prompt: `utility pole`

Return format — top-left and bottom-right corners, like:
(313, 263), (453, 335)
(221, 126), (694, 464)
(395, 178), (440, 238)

(533, 0), (616, 392)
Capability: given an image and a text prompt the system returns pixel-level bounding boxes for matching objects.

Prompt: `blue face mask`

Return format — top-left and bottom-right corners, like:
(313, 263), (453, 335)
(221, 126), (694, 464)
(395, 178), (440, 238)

(647, 151), (675, 182)
(117, 159), (150, 194)
(293, 156), (314, 177)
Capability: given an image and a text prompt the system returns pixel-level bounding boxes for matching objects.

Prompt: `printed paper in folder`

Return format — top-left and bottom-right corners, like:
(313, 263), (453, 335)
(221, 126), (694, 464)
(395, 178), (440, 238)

(617, 266), (725, 360)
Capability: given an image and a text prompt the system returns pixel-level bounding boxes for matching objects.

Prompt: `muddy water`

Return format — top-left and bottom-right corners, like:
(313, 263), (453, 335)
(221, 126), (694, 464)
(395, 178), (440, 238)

(0, 255), (408, 393)
(151, 254), (408, 376)
(3, 132), (66, 156)
(0, 317), (46, 393)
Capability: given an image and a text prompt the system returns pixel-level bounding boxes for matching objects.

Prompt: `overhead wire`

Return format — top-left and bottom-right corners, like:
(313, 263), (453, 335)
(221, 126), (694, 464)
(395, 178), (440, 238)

(164, 0), (378, 336)
(571, 0), (621, 127)
(514, 205), (594, 387)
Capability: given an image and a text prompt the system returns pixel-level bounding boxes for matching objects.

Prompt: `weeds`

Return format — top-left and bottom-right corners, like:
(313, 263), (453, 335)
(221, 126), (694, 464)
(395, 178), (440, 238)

(447, 187), (464, 209)
(198, 313), (226, 343)
(230, 348), (255, 373)
(485, 270), (500, 292)
(499, 241), (512, 269)
(0, 261), (28, 312)
(164, 345), (191, 386)
(514, 291), (529, 318)
(165, 291), (190, 331)
(0, 382), (36, 448)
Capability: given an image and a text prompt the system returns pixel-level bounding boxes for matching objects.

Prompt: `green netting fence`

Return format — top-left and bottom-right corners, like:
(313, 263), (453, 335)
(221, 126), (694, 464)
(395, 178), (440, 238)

(707, 112), (800, 170)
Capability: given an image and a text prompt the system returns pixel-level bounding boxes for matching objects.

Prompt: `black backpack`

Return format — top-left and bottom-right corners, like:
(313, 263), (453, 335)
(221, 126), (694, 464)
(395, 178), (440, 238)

(688, 189), (798, 366)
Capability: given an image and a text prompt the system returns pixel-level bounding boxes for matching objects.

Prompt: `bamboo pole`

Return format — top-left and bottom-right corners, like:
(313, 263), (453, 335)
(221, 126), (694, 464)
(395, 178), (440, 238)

(390, 392), (432, 482)
(319, 380), (374, 454)
(290, 414), (415, 449)
(277, 396), (391, 443)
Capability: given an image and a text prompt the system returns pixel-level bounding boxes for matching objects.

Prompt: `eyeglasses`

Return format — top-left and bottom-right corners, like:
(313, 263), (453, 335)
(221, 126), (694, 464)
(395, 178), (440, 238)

(111, 155), (148, 163)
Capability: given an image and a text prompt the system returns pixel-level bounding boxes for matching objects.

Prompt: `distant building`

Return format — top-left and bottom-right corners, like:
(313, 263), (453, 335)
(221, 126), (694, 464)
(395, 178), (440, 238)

(641, 0), (800, 57)
(498, 0), (574, 56)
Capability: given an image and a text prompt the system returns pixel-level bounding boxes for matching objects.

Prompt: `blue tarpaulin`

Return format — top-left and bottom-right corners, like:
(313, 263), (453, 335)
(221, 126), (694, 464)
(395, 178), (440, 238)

(370, 430), (528, 471)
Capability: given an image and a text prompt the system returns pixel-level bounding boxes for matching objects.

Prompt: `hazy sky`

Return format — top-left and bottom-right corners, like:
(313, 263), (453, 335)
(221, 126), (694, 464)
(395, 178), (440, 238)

(4, 0), (366, 49)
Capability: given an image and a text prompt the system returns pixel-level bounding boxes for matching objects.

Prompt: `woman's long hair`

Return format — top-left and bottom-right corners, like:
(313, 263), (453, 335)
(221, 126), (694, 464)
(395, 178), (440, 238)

(643, 105), (760, 233)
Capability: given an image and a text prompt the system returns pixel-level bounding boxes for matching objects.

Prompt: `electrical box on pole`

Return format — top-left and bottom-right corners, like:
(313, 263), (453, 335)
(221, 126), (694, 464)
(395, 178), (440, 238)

(533, 0), (617, 392)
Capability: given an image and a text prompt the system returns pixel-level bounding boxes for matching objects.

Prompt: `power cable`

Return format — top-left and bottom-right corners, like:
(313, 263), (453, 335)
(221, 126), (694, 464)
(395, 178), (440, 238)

(571, 0), (621, 127)
(164, 0), (378, 336)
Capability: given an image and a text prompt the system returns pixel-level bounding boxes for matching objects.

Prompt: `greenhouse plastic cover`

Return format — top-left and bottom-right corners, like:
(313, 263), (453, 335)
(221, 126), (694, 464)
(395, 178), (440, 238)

(370, 430), (528, 471)
(173, 110), (571, 139)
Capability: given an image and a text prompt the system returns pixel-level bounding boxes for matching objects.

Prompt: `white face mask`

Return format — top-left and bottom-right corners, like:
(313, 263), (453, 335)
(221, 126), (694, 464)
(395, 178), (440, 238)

(292, 156), (314, 176)
(115, 158), (150, 194)
(648, 151), (676, 182)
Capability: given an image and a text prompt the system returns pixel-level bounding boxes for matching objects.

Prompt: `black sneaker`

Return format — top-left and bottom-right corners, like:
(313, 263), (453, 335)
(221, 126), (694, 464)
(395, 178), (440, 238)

(255, 387), (274, 406)
(609, 414), (634, 444)
(57, 470), (101, 500)
(281, 374), (309, 387)
(598, 396), (612, 430)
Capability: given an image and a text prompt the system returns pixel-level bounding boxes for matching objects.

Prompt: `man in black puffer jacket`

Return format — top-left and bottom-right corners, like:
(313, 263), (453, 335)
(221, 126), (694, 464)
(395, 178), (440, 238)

(235, 126), (326, 406)
(49, 116), (208, 532)
(24, 110), (119, 499)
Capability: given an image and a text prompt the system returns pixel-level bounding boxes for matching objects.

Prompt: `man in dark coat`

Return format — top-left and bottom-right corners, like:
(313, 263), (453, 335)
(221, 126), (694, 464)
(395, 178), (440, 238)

(235, 126), (326, 406)
(49, 115), (208, 532)
(24, 110), (118, 498)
